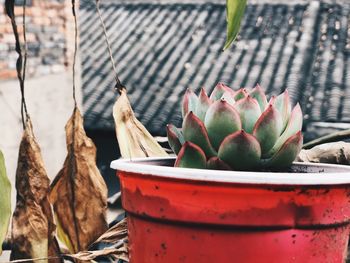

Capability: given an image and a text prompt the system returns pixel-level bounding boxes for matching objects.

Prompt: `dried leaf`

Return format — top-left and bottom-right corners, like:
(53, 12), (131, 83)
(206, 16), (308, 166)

(92, 218), (127, 245)
(65, 246), (128, 262)
(49, 108), (108, 253)
(10, 119), (61, 263)
(297, 141), (350, 165)
(0, 150), (11, 255)
(113, 89), (169, 158)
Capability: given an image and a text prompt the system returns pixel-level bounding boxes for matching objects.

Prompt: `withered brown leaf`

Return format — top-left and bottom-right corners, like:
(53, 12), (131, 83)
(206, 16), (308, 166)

(49, 108), (108, 253)
(297, 141), (350, 165)
(92, 218), (127, 245)
(65, 246), (128, 262)
(10, 119), (61, 263)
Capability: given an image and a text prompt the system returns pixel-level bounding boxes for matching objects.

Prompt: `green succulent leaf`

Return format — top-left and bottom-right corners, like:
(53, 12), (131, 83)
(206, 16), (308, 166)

(250, 84), (268, 112)
(182, 89), (198, 118)
(205, 100), (242, 150)
(267, 103), (303, 157)
(183, 112), (217, 158)
(218, 130), (261, 170)
(224, 0), (247, 50)
(234, 88), (249, 101)
(175, 142), (207, 169)
(274, 90), (291, 131)
(207, 157), (231, 170)
(253, 104), (283, 156)
(195, 88), (212, 121)
(263, 131), (303, 168)
(234, 95), (261, 133)
(166, 124), (185, 155)
(209, 83), (234, 101)
(221, 91), (236, 105)
(0, 150), (11, 255)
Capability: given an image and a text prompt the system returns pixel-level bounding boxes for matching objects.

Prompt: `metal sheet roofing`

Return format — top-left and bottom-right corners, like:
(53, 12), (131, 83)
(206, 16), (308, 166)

(79, 0), (350, 136)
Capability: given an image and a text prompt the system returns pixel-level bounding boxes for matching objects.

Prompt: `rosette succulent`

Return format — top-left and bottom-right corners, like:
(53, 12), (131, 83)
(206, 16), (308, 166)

(166, 83), (303, 170)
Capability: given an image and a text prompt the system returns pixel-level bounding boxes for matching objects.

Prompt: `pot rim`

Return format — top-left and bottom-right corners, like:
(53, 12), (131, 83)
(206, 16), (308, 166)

(111, 157), (350, 185)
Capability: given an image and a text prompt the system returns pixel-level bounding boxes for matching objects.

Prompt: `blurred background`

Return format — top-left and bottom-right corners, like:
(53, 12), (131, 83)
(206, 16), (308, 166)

(0, 0), (350, 223)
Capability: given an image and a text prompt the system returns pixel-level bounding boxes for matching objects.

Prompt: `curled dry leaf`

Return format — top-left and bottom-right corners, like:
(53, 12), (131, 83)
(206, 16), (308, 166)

(92, 218), (127, 245)
(113, 88), (169, 158)
(10, 119), (61, 262)
(65, 246), (128, 262)
(0, 150), (11, 255)
(49, 108), (108, 253)
(297, 141), (350, 165)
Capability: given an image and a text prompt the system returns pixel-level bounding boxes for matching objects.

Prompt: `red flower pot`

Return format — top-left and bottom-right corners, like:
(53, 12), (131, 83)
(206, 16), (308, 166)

(111, 157), (350, 263)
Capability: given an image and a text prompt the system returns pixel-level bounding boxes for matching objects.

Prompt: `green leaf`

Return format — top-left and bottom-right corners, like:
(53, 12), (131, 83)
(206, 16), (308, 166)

(218, 130), (261, 170)
(166, 124), (185, 155)
(253, 104), (283, 156)
(204, 100), (241, 150)
(183, 112), (217, 158)
(234, 95), (261, 134)
(0, 150), (11, 255)
(263, 131), (303, 169)
(195, 88), (212, 122)
(223, 0), (247, 50)
(207, 157), (231, 170)
(175, 142), (207, 169)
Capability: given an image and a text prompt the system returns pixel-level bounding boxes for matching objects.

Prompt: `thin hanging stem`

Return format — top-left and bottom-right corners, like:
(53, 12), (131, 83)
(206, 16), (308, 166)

(22, 0), (29, 123)
(72, 0), (78, 107)
(95, 0), (125, 94)
(5, 0), (29, 129)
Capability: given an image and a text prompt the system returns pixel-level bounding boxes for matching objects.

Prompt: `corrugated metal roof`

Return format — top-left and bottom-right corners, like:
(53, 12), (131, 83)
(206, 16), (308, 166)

(79, 0), (350, 136)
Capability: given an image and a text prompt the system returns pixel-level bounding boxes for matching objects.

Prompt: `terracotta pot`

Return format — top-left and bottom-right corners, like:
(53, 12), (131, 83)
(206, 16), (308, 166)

(111, 157), (350, 263)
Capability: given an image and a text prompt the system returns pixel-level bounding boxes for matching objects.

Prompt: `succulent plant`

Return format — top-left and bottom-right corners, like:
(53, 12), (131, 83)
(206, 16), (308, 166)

(167, 83), (303, 171)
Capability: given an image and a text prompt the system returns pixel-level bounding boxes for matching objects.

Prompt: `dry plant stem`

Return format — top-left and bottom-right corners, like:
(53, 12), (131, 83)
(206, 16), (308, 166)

(5, 0), (29, 129)
(95, 0), (124, 94)
(70, 0), (80, 251)
(21, 0), (28, 125)
(303, 129), (350, 149)
(69, 108), (81, 251)
(72, 0), (78, 107)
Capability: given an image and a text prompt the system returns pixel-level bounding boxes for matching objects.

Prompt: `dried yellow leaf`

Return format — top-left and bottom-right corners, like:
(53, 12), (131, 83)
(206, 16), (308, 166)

(113, 89), (168, 158)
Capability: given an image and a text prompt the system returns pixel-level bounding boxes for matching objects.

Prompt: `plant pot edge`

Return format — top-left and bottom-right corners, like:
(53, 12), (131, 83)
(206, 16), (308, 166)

(111, 157), (350, 186)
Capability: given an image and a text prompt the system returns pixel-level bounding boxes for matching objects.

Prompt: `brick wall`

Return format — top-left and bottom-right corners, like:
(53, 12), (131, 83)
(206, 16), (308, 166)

(0, 0), (73, 79)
